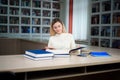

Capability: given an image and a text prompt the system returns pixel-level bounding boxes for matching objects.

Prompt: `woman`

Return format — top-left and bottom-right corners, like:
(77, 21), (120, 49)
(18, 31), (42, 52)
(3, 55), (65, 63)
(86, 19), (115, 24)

(45, 18), (76, 51)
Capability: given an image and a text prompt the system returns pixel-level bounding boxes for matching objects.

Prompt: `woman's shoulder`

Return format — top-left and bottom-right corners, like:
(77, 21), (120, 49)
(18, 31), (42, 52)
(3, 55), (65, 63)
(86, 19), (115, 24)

(49, 36), (54, 39)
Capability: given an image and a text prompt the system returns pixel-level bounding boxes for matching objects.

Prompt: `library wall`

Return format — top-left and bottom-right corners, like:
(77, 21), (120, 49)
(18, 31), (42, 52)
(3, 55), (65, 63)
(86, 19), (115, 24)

(90, 0), (120, 49)
(0, 0), (60, 40)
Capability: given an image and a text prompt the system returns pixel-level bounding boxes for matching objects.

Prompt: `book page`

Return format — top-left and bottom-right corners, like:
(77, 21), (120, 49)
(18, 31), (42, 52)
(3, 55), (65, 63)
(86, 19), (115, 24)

(46, 49), (69, 54)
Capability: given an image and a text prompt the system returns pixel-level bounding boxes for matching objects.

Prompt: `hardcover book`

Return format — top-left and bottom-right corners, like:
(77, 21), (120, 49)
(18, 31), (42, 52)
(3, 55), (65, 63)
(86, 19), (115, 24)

(25, 49), (54, 57)
(24, 54), (53, 60)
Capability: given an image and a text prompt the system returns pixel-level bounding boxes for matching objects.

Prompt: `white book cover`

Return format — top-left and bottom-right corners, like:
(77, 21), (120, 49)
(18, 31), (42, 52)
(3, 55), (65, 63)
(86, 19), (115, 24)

(46, 49), (69, 55)
(24, 54), (53, 60)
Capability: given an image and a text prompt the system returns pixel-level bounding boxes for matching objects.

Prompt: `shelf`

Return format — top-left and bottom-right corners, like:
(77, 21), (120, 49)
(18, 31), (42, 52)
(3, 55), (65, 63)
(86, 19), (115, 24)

(100, 39), (110, 47)
(32, 26), (40, 33)
(0, 25), (7, 33)
(0, 0), (60, 39)
(112, 39), (120, 48)
(9, 26), (19, 33)
(0, 0), (8, 5)
(0, 16), (7, 24)
(21, 8), (30, 16)
(32, 9), (41, 17)
(101, 26), (110, 37)
(0, 6), (7, 14)
(90, 38), (99, 46)
(113, 0), (120, 10)
(112, 26), (120, 37)
(101, 13), (111, 24)
(21, 26), (30, 33)
(91, 26), (99, 36)
(21, 0), (31, 7)
(43, 1), (51, 9)
(42, 27), (50, 34)
(112, 12), (120, 24)
(92, 2), (100, 13)
(9, 7), (19, 15)
(52, 2), (60, 9)
(91, 15), (99, 24)
(102, 0), (111, 12)
(90, 0), (120, 48)
(10, 17), (19, 24)
(32, 0), (41, 8)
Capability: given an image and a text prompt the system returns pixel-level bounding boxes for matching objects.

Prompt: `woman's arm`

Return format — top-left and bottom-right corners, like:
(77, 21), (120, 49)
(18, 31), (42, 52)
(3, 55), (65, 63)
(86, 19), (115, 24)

(45, 37), (55, 50)
(45, 46), (55, 50)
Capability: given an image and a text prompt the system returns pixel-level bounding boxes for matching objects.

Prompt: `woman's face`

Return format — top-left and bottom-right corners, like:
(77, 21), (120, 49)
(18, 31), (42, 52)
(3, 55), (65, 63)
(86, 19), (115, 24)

(53, 22), (63, 34)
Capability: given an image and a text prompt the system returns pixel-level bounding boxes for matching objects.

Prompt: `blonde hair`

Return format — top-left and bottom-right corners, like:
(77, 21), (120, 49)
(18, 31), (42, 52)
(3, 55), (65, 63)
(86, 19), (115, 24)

(50, 18), (66, 36)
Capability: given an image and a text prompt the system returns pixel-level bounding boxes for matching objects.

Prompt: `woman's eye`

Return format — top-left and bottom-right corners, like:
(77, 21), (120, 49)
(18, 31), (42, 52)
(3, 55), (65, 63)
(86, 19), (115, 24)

(53, 26), (57, 29)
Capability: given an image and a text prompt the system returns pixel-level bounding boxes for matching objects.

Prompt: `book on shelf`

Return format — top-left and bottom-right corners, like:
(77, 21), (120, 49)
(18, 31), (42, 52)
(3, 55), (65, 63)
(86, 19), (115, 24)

(101, 39), (110, 47)
(101, 27), (110, 37)
(90, 51), (110, 57)
(24, 54), (53, 60)
(114, 2), (120, 10)
(25, 49), (54, 57)
(46, 47), (85, 57)
(112, 40), (120, 49)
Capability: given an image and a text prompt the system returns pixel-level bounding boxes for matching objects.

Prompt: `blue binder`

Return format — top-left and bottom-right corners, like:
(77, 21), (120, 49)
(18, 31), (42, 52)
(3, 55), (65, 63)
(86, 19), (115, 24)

(90, 51), (110, 57)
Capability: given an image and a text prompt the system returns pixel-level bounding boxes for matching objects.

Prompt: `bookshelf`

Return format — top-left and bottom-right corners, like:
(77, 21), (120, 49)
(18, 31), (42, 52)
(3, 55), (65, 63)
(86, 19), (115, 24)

(0, 0), (60, 40)
(90, 0), (120, 49)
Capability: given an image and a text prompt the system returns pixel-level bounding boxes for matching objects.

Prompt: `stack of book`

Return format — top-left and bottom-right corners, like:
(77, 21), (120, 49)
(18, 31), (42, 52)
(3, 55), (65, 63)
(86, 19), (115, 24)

(24, 49), (54, 60)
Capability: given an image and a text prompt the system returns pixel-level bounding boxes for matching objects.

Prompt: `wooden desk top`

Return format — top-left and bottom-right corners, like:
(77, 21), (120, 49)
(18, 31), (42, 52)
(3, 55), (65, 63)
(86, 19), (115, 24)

(0, 46), (120, 73)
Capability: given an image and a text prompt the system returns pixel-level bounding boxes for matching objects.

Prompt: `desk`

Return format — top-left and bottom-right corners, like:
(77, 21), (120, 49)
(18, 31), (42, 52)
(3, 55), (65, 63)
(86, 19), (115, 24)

(0, 46), (120, 80)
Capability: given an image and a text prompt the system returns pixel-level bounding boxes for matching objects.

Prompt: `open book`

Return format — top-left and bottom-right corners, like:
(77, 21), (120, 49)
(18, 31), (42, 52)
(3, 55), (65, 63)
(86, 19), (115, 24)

(46, 47), (85, 57)
(46, 50), (69, 58)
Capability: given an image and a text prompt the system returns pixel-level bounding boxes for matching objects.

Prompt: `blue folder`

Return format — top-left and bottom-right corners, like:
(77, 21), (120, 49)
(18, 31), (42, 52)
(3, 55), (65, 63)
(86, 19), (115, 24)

(90, 51), (110, 57)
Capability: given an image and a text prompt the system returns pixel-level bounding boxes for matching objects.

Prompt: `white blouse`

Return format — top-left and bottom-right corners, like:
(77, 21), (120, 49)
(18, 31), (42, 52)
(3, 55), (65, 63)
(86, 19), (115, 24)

(48, 33), (76, 50)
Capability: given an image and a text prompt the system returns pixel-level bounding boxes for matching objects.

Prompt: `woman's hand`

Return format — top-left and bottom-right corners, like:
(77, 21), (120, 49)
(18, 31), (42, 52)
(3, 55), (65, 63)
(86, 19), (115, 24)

(45, 46), (55, 50)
